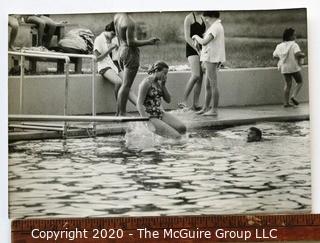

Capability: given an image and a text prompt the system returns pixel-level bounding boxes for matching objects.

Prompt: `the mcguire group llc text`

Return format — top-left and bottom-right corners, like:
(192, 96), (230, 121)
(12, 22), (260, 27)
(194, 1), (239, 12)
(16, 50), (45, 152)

(31, 227), (278, 241)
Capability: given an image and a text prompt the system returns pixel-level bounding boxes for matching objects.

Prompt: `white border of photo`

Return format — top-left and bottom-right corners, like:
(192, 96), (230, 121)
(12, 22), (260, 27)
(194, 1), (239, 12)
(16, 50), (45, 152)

(1, 0), (320, 241)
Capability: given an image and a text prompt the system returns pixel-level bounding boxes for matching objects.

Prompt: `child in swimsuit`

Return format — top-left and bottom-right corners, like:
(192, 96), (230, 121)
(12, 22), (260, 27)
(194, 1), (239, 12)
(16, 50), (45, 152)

(273, 28), (305, 107)
(137, 61), (186, 139)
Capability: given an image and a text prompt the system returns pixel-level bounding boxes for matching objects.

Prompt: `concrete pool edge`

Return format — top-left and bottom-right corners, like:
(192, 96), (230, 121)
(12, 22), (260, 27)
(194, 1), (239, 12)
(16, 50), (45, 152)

(8, 103), (309, 142)
(8, 66), (309, 115)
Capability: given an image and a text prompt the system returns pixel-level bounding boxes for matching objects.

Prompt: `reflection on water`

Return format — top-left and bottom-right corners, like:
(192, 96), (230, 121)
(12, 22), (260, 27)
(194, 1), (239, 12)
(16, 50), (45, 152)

(9, 121), (311, 218)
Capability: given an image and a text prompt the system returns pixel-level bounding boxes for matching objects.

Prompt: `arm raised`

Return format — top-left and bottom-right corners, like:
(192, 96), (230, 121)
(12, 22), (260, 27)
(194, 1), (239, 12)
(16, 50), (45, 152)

(126, 23), (160, 47)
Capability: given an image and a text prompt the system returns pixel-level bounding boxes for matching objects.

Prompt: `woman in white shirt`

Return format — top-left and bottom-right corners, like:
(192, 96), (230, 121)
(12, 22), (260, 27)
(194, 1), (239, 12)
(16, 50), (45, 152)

(273, 28), (305, 107)
(94, 21), (137, 115)
(192, 11), (225, 116)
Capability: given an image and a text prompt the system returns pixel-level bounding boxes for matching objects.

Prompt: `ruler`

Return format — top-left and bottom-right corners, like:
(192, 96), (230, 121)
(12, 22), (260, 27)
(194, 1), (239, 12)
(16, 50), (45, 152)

(12, 214), (320, 242)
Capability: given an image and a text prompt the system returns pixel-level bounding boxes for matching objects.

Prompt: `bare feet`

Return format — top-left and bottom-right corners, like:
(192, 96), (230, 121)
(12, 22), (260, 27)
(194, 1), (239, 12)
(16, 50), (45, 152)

(178, 102), (188, 109)
(9, 45), (18, 51)
(283, 103), (294, 108)
(290, 97), (299, 106)
(203, 109), (218, 116)
(191, 105), (202, 111)
(196, 107), (209, 115)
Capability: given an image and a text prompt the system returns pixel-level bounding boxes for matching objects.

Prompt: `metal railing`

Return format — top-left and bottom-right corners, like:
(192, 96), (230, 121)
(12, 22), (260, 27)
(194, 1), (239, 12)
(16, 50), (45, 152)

(9, 115), (149, 122)
(21, 50), (97, 123)
(8, 50), (97, 137)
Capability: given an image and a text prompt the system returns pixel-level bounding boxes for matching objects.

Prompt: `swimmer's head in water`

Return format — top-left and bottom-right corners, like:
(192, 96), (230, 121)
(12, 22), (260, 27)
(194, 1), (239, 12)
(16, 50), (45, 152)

(148, 61), (169, 80)
(104, 21), (116, 38)
(247, 127), (262, 142)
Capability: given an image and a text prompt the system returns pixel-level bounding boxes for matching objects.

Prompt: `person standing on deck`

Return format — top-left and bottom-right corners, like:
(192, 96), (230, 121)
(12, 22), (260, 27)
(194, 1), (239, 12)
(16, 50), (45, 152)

(178, 12), (206, 111)
(114, 13), (160, 116)
(192, 11), (226, 116)
(273, 28), (305, 107)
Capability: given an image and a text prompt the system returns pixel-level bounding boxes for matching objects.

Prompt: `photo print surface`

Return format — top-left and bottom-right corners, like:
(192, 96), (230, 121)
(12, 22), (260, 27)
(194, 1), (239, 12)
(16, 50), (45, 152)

(8, 9), (310, 218)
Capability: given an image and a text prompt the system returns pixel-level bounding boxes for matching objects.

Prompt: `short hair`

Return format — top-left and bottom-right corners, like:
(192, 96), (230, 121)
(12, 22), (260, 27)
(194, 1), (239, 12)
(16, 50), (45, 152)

(147, 61), (169, 74)
(249, 127), (262, 139)
(105, 21), (115, 32)
(203, 11), (220, 18)
(283, 28), (295, 41)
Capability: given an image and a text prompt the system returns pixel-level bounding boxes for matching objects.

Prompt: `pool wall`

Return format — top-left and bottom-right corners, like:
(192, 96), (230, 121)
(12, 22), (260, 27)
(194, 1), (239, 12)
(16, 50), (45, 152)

(8, 66), (309, 115)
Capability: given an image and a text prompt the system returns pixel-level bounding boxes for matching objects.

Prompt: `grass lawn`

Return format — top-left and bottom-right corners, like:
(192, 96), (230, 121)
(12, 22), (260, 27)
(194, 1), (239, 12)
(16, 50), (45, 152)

(31, 37), (308, 74)
(133, 38), (308, 70)
(17, 9), (308, 74)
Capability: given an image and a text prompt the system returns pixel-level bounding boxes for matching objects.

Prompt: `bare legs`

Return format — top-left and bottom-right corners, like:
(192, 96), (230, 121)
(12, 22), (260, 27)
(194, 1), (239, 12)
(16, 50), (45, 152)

(103, 69), (137, 115)
(283, 74), (292, 106)
(9, 16), (19, 50)
(181, 55), (203, 109)
(41, 16), (57, 47)
(291, 72), (303, 104)
(26, 15), (57, 48)
(117, 68), (138, 116)
(150, 112), (187, 139)
(197, 62), (219, 115)
(283, 72), (303, 107)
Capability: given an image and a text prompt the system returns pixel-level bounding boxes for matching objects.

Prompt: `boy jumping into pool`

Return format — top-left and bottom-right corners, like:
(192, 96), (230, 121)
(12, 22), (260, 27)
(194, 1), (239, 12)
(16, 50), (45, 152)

(273, 28), (305, 107)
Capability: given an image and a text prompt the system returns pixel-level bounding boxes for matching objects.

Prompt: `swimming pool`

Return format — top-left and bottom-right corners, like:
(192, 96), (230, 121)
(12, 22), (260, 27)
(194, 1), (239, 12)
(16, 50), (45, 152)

(8, 121), (310, 218)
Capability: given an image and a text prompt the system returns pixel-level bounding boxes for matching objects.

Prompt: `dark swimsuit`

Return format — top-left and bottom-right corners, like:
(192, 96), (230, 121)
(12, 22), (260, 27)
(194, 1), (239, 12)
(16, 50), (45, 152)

(186, 12), (206, 58)
(144, 81), (163, 119)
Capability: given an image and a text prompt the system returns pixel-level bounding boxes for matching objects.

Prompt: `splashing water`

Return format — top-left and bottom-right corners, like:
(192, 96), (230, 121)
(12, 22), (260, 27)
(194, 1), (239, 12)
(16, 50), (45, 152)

(125, 121), (190, 151)
(125, 122), (158, 151)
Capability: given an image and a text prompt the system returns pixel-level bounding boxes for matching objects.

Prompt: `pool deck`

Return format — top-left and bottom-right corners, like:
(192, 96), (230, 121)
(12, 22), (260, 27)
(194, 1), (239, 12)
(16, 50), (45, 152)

(8, 103), (309, 142)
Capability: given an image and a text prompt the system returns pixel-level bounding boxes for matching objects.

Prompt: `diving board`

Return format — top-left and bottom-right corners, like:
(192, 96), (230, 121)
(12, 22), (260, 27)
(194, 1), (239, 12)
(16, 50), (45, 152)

(9, 114), (149, 123)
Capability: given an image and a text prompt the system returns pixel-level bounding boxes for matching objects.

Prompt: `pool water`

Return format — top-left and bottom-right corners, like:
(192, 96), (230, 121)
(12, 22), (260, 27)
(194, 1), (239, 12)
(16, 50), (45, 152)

(9, 121), (310, 218)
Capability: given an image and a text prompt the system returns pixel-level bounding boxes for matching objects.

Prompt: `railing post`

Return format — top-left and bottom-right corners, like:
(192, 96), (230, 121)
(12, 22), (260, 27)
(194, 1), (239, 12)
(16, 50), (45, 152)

(19, 56), (25, 114)
(63, 61), (70, 139)
(91, 57), (96, 137)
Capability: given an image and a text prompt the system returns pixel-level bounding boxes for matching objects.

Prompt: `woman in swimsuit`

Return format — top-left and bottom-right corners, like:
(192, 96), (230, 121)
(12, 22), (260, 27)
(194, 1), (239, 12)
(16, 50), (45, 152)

(137, 61), (187, 139)
(178, 12), (206, 111)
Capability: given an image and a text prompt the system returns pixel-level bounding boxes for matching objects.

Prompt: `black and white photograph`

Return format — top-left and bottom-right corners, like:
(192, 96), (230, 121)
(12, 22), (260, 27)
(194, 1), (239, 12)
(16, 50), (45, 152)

(7, 8), (311, 219)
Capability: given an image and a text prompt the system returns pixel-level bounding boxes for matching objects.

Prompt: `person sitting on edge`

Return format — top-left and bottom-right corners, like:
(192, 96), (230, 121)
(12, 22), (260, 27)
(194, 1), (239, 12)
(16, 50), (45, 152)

(192, 11), (226, 116)
(247, 127), (262, 143)
(273, 28), (305, 107)
(137, 61), (187, 139)
(94, 21), (137, 115)
(114, 13), (160, 116)
(25, 15), (57, 48)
